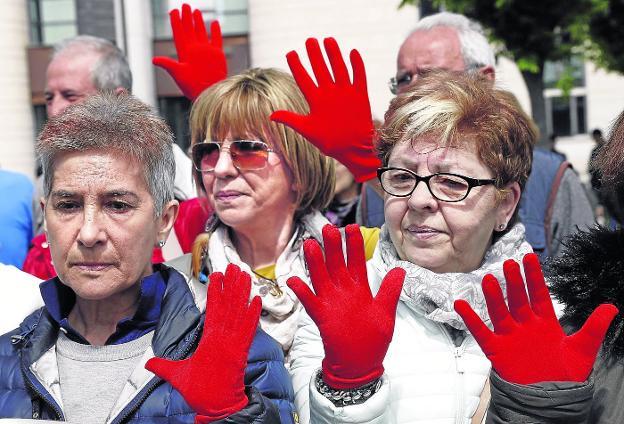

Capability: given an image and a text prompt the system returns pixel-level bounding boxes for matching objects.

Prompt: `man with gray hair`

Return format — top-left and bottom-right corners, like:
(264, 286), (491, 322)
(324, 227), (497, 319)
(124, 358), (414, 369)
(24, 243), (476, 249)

(359, 11), (594, 260)
(391, 12), (495, 94)
(45, 35), (194, 200)
(23, 35), (200, 276)
(45, 35), (132, 117)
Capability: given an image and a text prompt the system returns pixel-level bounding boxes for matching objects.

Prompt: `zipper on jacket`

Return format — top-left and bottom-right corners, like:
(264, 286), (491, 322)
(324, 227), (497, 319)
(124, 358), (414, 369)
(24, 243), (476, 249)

(11, 321), (38, 346)
(22, 367), (64, 421)
(454, 346), (466, 424)
(439, 324), (469, 424)
(111, 324), (203, 424)
(110, 378), (163, 424)
(11, 334), (27, 346)
(15, 310), (62, 420)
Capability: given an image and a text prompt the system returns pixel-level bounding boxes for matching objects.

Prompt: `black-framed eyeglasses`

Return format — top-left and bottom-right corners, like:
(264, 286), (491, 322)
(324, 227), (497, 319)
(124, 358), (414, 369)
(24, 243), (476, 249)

(191, 140), (274, 173)
(377, 167), (496, 202)
(388, 72), (413, 95)
(389, 65), (485, 95)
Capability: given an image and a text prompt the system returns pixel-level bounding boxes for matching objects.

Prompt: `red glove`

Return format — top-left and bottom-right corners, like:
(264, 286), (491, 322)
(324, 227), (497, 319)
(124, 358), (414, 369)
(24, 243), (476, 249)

(455, 253), (618, 385)
(270, 38), (380, 182)
(288, 224), (405, 389)
(153, 3), (227, 101)
(145, 264), (261, 422)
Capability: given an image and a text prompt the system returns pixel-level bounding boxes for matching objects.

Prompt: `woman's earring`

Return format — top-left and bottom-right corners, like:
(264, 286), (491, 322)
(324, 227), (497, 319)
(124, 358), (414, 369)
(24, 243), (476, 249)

(498, 223), (507, 231)
(157, 240), (165, 248)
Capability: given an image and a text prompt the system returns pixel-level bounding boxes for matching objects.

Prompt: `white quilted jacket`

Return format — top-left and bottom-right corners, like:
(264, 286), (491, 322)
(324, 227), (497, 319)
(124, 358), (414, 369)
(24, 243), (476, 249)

(288, 261), (491, 424)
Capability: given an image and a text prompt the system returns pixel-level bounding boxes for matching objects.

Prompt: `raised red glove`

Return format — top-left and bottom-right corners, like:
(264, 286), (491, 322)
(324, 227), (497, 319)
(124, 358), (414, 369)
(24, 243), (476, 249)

(153, 3), (227, 101)
(455, 253), (618, 385)
(145, 264), (261, 422)
(288, 224), (405, 389)
(270, 38), (380, 182)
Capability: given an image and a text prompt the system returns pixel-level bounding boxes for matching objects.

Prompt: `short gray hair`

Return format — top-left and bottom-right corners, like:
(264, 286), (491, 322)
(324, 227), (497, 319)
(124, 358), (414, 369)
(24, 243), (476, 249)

(53, 35), (132, 92)
(411, 12), (495, 70)
(37, 92), (175, 216)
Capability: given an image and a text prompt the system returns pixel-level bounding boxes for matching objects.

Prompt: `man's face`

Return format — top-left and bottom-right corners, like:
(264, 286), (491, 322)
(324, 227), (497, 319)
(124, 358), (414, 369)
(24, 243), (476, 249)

(395, 26), (466, 95)
(45, 49), (101, 118)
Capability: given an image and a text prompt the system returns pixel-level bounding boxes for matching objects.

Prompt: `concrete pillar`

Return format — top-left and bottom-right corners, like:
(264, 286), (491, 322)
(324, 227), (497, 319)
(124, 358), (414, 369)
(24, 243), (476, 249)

(0, 1), (35, 178)
(119, 0), (157, 106)
(113, 0), (125, 52)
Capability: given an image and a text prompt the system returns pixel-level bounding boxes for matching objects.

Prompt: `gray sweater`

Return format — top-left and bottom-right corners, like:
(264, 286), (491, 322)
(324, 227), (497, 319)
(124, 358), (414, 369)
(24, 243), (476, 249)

(56, 331), (153, 423)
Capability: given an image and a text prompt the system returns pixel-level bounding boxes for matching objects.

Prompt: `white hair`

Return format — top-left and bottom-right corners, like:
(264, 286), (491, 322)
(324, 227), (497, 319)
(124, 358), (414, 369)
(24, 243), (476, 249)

(53, 35), (132, 92)
(411, 12), (495, 69)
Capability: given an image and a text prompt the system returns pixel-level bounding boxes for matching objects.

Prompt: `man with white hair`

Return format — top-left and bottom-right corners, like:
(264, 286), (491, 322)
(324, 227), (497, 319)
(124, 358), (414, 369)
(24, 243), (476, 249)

(45, 35), (131, 117)
(45, 35), (194, 200)
(392, 12), (495, 92)
(359, 12), (594, 260)
(24, 35), (203, 280)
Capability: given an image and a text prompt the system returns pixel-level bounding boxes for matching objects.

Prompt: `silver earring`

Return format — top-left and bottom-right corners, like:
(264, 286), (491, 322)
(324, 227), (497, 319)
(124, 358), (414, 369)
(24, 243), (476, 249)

(157, 240), (165, 248)
(498, 223), (506, 231)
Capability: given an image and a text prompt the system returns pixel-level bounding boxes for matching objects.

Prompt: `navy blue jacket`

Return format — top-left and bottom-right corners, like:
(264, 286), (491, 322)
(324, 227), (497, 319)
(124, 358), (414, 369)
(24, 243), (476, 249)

(0, 267), (296, 423)
(518, 149), (570, 260)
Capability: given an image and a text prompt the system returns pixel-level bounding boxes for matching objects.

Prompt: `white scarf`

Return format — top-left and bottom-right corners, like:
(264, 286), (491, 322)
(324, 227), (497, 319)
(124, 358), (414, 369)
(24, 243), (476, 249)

(371, 223), (533, 330)
(207, 211), (329, 351)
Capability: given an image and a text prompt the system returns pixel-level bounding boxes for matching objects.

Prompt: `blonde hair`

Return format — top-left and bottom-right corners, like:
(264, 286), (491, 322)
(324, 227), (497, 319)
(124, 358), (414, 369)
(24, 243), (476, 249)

(378, 70), (536, 190)
(188, 68), (335, 277)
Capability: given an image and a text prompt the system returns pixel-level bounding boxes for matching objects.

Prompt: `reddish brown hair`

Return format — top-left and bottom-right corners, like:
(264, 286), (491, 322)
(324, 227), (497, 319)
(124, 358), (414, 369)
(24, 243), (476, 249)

(378, 70), (537, 190)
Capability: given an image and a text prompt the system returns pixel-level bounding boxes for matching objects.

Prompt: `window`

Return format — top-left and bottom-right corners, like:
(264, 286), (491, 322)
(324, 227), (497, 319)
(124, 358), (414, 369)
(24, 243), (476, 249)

(158, 97), (193, 153)
(546, 94), (586, 137)
(29, 0), (78, 45)
(32, 104), (47, 135)
(544, 56), (587, 136)
(152, 0), (249, 39)
(543, 56), (585, 89)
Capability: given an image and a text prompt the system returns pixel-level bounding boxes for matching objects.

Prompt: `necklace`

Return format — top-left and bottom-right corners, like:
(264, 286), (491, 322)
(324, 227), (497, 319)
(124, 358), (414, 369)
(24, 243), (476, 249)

(251, 269), (283, 298)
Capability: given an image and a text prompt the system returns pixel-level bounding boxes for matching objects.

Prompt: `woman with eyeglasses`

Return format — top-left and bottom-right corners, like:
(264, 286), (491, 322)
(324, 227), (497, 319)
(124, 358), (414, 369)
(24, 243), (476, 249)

(273, 37), (538, 423)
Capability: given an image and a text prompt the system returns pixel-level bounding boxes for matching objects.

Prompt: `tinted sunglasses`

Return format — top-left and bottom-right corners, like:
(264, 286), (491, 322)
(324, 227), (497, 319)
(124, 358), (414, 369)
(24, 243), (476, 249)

(191, 140), (273, 172)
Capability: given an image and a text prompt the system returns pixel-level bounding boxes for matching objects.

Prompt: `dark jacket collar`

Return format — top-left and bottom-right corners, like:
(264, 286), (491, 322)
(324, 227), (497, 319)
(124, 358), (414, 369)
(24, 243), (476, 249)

(547, 226), (624, 360)
(39, 266), (169, 345)
(22, 266), (203, 360)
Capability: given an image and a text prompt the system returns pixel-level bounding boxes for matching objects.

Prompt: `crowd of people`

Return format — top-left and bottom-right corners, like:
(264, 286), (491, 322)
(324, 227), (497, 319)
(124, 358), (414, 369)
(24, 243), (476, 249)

(1, 3), (623, 423)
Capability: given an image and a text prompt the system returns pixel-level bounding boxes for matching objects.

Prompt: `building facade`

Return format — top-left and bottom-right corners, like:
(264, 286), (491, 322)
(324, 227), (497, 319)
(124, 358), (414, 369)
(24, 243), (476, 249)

(2, 0), (623, 182)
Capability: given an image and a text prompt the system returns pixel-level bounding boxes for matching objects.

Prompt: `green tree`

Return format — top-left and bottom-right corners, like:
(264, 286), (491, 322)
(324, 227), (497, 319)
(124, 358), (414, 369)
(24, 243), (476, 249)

(400, 0), (595, 143)
(588, 0), (624, 73)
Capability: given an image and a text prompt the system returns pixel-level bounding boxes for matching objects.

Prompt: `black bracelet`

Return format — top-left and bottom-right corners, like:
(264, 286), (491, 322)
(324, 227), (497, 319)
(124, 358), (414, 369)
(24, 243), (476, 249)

(314, 370), (382, 407)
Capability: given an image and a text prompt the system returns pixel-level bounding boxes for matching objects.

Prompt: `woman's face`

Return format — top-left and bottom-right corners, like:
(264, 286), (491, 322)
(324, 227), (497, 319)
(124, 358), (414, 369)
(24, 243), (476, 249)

(200, 135), (298, 233)
(42, 150), (177, 300)
(384, 135), (519, 273)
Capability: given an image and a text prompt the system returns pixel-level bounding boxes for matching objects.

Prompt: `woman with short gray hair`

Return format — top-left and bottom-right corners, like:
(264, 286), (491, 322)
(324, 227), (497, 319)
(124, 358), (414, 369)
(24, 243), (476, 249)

(0, 92), (292, 423)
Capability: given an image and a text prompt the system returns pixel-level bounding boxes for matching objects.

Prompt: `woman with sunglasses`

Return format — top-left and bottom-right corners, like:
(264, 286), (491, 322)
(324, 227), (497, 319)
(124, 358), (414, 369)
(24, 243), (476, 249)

(274, 37), (538, 423)
(175, 66), (380, 360)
